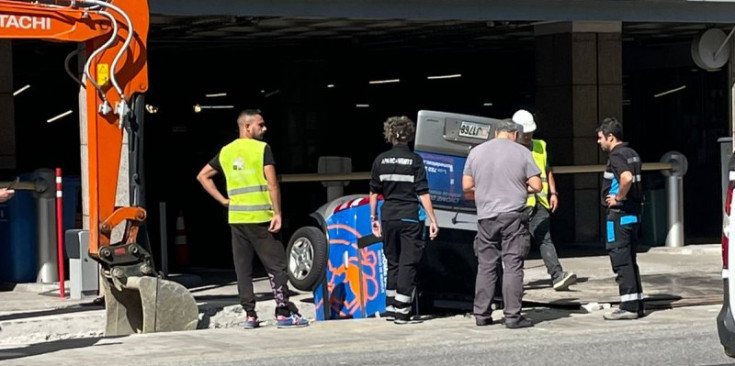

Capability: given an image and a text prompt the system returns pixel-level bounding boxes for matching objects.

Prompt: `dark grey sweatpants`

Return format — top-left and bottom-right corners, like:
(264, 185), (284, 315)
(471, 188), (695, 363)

(473, 211), (530, 322)
(528, 204), (563, 280)
(231, 223), (298, 317)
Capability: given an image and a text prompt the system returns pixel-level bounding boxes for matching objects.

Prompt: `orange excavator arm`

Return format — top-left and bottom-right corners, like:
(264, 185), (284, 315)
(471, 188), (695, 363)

(0, 0), (198, 335)
(0, 0), (148, 256)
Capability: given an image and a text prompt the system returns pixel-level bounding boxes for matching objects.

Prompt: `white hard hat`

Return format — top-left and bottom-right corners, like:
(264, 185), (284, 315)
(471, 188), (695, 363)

(512, 109), (536, 133)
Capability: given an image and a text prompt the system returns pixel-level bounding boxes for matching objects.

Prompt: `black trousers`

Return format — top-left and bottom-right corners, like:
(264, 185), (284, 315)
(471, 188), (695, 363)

(382, 220), (425, 321)
(605, 209), (644, 313)
(231, 223), (298, 317)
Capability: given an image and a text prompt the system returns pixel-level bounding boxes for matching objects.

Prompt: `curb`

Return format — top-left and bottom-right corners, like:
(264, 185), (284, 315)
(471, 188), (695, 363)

(645, 244), (721, 255)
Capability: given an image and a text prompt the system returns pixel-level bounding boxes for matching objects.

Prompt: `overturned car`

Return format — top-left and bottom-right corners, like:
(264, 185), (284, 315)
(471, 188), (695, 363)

(286, 111), (502, 320)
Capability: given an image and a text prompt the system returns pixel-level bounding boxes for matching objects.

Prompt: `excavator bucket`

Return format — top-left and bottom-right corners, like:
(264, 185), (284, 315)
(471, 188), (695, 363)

(103, 276), (199, 336)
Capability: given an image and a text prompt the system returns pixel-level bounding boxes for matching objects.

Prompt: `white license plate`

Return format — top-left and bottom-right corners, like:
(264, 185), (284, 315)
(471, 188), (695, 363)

(459, 121), (490, 139)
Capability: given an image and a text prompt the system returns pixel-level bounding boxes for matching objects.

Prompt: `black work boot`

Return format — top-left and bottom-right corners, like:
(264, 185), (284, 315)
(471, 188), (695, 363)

(505, 316), (534, 329)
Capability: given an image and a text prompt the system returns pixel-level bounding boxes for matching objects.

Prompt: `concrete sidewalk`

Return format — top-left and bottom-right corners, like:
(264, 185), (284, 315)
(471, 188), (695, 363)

(523, 244), (723, 308)
(0, 244), (723, 345)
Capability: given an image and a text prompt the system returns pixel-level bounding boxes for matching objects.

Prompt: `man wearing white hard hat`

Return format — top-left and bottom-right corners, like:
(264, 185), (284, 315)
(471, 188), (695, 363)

(512, 109), (577, 291)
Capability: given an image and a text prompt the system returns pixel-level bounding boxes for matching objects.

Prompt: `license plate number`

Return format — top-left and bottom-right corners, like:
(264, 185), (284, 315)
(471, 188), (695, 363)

(459, 121), (490, 139)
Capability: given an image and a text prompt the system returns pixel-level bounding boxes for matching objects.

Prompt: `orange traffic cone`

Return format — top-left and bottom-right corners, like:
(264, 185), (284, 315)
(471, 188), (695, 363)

(175, 210), (190, 266)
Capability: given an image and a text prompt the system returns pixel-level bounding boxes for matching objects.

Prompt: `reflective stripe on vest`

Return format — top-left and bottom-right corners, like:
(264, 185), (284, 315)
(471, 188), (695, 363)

(228, 185), (268, 196)
(527, 139), (551, 210)
(220, 139), (274, 224)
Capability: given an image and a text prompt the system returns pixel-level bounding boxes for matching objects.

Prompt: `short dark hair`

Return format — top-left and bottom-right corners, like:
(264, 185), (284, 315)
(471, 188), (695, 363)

(237, 109), (262, 127)
(496, 119), (519, 133)
(239, 109), (262, 119)
(596, 117), (623, 140)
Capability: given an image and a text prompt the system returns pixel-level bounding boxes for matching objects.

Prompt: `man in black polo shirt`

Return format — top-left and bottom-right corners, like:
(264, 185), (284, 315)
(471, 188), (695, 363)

(596, 117), (645, 320)
(369, 116), (439, 324)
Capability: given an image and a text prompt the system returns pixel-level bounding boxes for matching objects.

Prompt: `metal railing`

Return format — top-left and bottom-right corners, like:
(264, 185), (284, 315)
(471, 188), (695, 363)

(0, 159), (686, 247)
(278, 155), (687, 248)
(278, 162), (675, 182)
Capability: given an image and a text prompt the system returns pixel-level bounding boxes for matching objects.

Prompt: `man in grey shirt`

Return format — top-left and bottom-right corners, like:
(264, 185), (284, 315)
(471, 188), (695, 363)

(463, 120), (542, 329)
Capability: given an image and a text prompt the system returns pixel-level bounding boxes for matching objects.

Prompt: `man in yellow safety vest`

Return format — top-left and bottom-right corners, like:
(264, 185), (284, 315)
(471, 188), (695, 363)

(197, 109), (309, 329)
(512, 109), (577, 291)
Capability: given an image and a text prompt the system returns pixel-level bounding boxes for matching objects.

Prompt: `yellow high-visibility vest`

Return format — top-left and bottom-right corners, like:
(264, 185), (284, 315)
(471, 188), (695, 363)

(219, 139), (274, 224)
(527, 139), (551, 210)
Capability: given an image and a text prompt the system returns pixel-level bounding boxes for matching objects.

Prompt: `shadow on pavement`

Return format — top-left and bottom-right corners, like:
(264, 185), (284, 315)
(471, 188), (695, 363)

(524, 307), (586, 325)
(0, 337), (122, 361)
(643, 294), (684, 312)
(0, 306), (102, 322)
(525, 276), (590, 291)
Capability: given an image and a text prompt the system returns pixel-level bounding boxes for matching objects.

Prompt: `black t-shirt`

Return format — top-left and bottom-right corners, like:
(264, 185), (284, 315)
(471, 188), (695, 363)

(369, 145), (429, 221)
(601, 143), (642, 213)
(209, 144), (275, 172)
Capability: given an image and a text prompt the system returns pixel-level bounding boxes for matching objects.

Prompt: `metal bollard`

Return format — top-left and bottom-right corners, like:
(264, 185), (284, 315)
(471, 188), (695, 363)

(719, 137), (733, 210)
(34, 168), (59, 283)
(660, 152), (688, 247)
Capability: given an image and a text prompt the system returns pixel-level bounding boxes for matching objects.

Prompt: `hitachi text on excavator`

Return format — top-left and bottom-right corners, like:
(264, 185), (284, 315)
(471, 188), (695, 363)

(0, 0), (199, 335)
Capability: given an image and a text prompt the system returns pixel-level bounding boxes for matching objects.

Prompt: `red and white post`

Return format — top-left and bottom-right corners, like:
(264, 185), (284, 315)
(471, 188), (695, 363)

(56, 168), (65, 298)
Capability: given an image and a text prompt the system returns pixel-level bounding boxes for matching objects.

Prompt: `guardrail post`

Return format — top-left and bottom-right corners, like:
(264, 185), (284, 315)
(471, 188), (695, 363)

(660, 151), (688, 247)
(719, 137), (733, 209)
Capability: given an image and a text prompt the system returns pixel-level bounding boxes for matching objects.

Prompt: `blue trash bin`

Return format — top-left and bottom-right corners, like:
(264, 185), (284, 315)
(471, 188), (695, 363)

(62, 176), (81, 233)
(0, 187), (38, 283)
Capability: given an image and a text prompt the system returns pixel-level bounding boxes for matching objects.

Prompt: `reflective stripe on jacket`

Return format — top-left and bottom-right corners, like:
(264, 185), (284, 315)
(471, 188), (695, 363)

(219, 139), (274, 224)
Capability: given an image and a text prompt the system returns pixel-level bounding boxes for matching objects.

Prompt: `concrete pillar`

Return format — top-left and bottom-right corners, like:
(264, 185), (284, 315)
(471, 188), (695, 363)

(0, 40), (16, 169)
(282, 61), (327, 172)
(534, 21), (623, 243)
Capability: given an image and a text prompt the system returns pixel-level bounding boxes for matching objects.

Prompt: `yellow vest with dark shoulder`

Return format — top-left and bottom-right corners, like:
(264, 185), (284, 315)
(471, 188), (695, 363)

(219, 139), (274, 224)
(527, 139), (551, 210)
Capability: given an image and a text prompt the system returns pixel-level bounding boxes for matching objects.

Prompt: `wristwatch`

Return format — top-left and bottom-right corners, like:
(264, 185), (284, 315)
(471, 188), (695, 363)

(549, 192), (558, 196)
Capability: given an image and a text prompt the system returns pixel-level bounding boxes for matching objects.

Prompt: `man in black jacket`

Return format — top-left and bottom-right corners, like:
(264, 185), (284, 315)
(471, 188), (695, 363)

(596, 117), (645, 320)
(369, 116), (439, 324)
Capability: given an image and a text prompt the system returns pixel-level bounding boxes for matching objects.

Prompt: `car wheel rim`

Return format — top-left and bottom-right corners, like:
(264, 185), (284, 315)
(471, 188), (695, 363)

(289, 237), (314, 281)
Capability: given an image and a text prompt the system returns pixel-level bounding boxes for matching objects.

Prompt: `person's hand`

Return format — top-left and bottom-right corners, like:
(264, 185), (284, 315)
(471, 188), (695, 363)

(0, 188), (15, 203)
(463, 190), (475, 201)
(371, 219), (382, 238)
(220, 198), (229, 207)
(429, 221), (439, 240)
(268, 214), (282, 233)
(605, 195), (621, 207)
(549, 194), (559, 213)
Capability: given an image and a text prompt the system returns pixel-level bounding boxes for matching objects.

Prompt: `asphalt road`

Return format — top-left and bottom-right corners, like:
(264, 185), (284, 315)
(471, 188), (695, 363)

(226, 320), (730, 366)
(1, 305), (733, 366)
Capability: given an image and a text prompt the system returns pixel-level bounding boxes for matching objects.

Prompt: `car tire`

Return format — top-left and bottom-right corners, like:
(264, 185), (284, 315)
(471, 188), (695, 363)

(286, 226), (328, 291)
